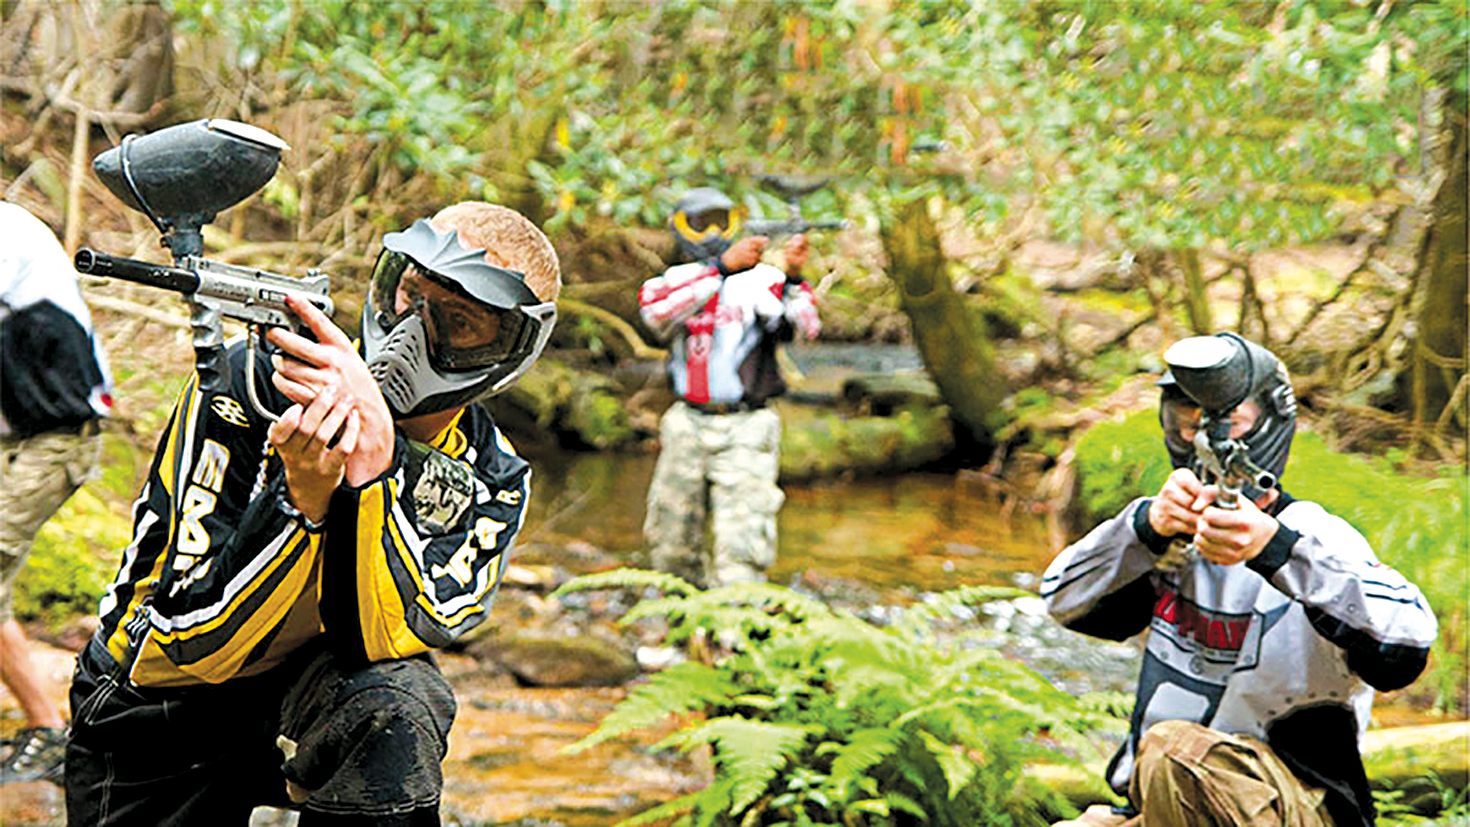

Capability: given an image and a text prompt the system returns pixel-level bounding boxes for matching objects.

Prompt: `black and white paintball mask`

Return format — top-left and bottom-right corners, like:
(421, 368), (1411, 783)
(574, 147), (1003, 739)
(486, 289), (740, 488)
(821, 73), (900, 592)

(363, 219), (557, 418)
(1158, 332), (1297, 497)
(670, 187), (740, 263)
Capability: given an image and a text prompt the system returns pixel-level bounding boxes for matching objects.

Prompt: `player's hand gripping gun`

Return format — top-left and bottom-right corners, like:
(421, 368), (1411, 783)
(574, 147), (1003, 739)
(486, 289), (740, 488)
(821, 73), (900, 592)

(73, 119), (332, 421)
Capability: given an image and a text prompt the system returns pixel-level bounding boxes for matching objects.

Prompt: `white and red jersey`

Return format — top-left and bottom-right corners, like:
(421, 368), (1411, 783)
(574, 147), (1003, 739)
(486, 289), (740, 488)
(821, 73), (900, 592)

(639, 261), (819, 406)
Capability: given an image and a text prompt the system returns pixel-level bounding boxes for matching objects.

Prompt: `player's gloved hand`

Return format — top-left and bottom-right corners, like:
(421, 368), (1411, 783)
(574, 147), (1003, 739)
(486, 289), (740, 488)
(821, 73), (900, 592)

(718, 236), (766, 275)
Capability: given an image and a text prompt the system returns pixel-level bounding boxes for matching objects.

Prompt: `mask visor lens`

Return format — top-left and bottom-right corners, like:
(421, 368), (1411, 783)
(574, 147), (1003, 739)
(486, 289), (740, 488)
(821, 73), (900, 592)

(432, 305), (539, 370)
(369, 249), (415, 332)
(685, 208), (730, 234)
(1161, 398), (1201, 458)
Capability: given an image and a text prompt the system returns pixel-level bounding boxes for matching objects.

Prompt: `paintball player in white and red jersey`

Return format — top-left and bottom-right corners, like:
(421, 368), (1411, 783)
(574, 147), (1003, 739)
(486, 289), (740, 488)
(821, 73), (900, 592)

(638, 187), (820, 588)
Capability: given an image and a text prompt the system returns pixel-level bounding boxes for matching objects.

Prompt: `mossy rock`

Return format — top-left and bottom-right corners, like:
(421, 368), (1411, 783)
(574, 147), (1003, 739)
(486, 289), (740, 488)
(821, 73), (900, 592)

(496, 357), (634, 449)
(779, 403), (954, 482)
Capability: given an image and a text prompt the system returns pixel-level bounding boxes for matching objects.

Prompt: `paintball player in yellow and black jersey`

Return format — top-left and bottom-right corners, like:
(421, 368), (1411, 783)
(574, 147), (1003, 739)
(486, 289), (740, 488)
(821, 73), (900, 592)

(65, 202), (560, 825)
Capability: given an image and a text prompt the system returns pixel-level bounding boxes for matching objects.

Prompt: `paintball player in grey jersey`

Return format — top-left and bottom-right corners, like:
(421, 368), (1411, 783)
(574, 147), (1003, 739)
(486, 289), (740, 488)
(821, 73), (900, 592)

(1043, 333), (1437, 827)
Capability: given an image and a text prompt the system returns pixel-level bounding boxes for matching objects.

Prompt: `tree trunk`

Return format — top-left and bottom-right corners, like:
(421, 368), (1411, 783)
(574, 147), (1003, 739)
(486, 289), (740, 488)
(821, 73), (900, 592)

(879, 198), (1003, 457)
(1177, 248), (1213, 335)
(1398, 94), (1468, 432)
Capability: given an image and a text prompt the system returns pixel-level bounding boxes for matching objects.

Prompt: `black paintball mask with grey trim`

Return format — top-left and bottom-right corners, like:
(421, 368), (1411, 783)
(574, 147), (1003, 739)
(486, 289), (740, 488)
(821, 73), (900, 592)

(362, 219), (557, 419)
(1158, 332), (1297, 500)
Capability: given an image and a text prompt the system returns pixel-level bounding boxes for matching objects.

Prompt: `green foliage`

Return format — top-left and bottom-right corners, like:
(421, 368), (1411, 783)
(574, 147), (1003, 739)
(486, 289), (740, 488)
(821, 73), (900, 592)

(1071, 409), (1469, 712)
(963, 0), (1463, 250)
(780, 406), (955, 482)
(1374, 770), (1470, 825)
(556, 571), (1120, 826)
(159, 0), (1461, 256)
(1071, 409), (1175, 526)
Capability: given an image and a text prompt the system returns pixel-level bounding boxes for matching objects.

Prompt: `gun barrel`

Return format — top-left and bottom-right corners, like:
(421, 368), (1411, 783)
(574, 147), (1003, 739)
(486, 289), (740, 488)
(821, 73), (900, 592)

(75, 249), (201, 295)
(745, 218), (846, 236)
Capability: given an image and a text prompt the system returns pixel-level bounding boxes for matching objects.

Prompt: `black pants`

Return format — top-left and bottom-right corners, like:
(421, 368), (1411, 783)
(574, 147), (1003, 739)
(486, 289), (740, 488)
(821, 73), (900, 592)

(65, 638), (455, 826)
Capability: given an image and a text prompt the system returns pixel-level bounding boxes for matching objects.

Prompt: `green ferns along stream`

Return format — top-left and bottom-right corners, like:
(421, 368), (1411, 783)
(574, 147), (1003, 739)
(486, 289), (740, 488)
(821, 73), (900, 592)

(554, 570), (1126, 827)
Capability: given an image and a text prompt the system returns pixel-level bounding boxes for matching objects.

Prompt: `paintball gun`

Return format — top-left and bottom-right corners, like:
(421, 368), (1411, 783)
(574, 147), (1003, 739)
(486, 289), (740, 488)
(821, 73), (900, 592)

(1158, 336), (1278, 568)
(743, 174), (847, 238)
(74, 118), (333, 421)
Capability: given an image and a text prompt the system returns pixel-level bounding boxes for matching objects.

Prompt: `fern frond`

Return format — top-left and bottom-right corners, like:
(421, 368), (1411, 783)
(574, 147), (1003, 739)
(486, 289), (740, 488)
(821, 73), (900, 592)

(552, 567), (699, 600)
(919, 730), (976, 801)
(568, 661), (736, 753)
(700, 580), (832, 618)
(884, 791), (929, 821)
(614, 792), (699, 827)
(890, 586), (1034, 638)
(658, 716), (820, 815)
(828, 728), (904, 800)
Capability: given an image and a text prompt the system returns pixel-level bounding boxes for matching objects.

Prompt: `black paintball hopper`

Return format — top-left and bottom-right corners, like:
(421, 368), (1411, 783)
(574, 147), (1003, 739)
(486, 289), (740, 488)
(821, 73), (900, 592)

(1161, 334), (1253, 413)
(93, 118), (289, 258)
(757, 173), (831, 201)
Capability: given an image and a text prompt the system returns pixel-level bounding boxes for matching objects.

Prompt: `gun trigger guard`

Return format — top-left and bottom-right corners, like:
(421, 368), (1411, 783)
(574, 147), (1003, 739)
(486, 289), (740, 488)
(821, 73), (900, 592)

(246, 329), (281, 423)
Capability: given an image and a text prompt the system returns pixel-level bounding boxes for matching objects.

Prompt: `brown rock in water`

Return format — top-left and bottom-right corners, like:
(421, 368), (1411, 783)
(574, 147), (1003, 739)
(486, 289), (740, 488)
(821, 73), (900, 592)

(469, 630), (640, 688)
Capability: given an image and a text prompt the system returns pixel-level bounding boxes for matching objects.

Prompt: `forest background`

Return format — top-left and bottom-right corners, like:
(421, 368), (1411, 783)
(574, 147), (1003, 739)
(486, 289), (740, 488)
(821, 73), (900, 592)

(0, 1), (1466, 825)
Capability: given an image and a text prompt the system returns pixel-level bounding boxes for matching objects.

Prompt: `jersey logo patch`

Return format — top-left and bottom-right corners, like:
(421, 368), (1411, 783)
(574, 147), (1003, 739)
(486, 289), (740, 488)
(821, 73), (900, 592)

(211, 396), (250, 427)
(412, 451), (474, 534)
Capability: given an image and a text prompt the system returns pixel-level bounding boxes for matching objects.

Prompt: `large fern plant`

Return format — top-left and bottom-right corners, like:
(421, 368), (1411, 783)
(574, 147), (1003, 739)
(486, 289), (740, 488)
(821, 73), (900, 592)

(553, 569), (1119, 827)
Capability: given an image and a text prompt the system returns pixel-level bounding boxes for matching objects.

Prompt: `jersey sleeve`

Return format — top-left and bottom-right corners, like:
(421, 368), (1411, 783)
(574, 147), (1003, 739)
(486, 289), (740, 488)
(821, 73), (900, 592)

(126, 339), (324, 686)
(639, 262), (722, 339)
(319, 411), (529, 663)
(1245, 502), (1438, 691)
(782, 278), (821, 340)
(1040, 498), (1168, 641)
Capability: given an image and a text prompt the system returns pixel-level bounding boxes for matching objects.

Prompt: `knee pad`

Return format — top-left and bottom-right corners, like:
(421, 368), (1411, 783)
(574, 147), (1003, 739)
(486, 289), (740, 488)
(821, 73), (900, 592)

(283, 658), (456, 815)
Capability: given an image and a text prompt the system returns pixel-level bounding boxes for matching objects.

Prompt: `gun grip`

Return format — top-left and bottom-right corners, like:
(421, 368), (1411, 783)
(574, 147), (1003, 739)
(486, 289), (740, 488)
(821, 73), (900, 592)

(190, 300), (227, 393)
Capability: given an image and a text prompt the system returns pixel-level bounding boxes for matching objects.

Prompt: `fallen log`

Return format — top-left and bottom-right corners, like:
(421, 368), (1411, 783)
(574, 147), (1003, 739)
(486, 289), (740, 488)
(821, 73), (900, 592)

(1025, 720), (1470, 816)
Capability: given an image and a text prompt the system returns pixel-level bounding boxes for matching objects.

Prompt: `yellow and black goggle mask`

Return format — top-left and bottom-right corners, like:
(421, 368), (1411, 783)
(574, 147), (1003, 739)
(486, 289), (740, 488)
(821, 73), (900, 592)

(672, 206), (742, 246)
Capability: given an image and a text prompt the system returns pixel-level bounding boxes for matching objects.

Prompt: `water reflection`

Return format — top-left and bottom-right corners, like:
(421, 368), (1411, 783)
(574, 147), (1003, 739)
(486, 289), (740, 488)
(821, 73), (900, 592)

(520, 449), (1056, 600)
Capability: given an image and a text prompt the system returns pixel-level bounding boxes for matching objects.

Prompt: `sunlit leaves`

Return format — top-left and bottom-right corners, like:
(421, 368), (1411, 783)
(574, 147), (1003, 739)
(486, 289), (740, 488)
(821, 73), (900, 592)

(164, 0), (1457, 248)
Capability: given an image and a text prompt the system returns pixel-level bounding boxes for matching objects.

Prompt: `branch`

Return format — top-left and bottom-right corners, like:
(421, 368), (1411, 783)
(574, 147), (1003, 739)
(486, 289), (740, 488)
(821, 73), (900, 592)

(557, 297), (666, 361)
(83, 293), (189, 328)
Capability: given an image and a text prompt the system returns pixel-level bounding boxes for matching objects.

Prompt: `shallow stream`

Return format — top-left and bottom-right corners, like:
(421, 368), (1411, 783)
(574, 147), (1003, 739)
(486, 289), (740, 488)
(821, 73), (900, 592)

(430, 449), (1141, 827)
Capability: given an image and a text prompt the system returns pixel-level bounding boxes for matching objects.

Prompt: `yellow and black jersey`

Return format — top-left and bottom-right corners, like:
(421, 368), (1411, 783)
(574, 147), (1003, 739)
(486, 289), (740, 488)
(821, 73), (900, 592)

(96, 337), (530, 688)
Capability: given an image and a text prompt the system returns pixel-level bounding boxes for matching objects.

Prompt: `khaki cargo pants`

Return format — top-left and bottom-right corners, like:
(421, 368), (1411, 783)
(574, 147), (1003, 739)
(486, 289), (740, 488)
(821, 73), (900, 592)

(0, 424), (101, 623)
(644, 402), (783, 588)
(1054, 721), (1334, 827)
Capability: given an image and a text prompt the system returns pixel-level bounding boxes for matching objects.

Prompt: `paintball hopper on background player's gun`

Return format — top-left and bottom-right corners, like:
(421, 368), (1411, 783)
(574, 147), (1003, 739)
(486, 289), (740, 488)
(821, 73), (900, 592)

(744, 174), (848, 238)
(74, 119), (333, 420)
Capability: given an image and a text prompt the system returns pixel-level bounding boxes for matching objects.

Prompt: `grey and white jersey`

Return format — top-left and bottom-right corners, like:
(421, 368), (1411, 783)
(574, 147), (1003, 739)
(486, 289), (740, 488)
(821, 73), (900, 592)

(1041, 494), (1437, 827)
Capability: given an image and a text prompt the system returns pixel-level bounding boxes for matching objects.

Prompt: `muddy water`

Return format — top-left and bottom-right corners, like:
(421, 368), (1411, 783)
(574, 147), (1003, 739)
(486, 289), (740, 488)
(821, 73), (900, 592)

(521, 449), (1055, 597)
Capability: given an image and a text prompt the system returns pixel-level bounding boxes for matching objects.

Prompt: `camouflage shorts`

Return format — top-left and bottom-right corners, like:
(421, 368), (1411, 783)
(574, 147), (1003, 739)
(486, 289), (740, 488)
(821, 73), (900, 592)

(1053, 720), (1332, 827)
(0, 426), (101, 622)
(643, 402), (784, 588)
